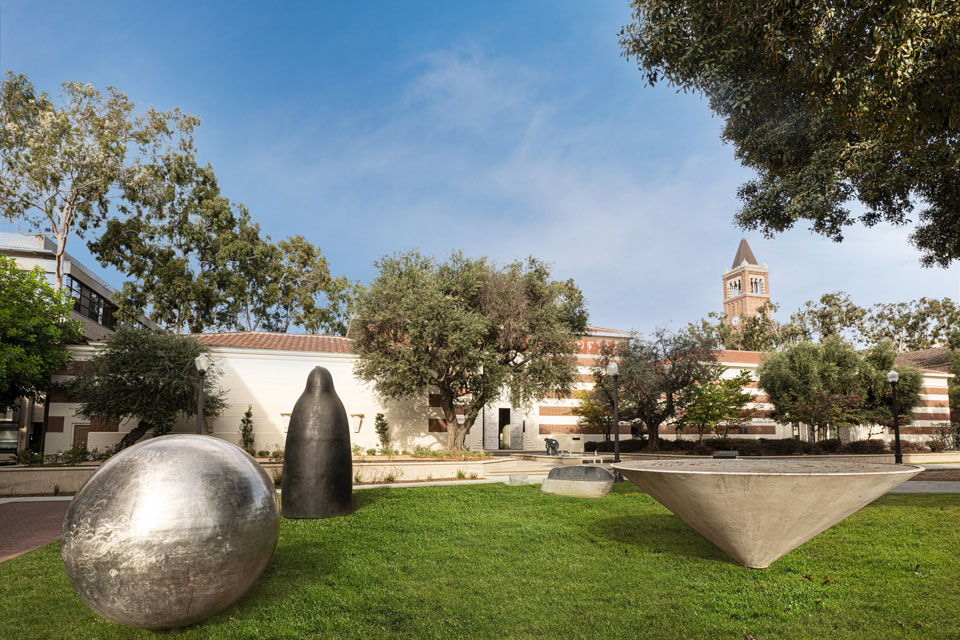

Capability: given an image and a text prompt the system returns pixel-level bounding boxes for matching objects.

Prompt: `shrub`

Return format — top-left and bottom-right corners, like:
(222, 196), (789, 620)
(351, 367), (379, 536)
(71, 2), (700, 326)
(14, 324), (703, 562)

(59, 444), (90, 465)
(845, 439), (888, 454)
(354, 472), (362, 484)
(470, 472), (479, 479)
(413, 445), (429, 457)
(273, 470), (282, 488)
(257, 449), (270, 458)
(899, 440), (923, 453)
(239, 406), (255, 454)
(374, 413), (390, 451)
(812, 438), (843, 454)
(269, 449), (284, 462)
(456, 469), (466, 480)
(384, 473), (396, 483)
(15, 449), (44, 465)
(691, 444), (712, 456)
(366, 448), (377, 456)
(927, 439), (947, 453)
(351, 444), (364, 455)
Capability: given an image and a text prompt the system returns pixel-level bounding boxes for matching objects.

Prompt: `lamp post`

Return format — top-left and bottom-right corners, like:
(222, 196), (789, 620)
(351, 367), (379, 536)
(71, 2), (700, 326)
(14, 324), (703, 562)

(887, 369), (903, 464)
(195, 354), (211, 435)
(606, 361), (621, 481)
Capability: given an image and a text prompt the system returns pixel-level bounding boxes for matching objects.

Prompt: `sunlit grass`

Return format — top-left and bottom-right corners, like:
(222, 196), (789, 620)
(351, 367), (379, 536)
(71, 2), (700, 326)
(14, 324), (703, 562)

(1, 484), (958, 639)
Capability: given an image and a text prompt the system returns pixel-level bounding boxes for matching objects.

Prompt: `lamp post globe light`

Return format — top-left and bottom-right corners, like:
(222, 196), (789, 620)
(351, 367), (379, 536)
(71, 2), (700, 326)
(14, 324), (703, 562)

(887, 369), (903, 464)
(605, 361), (620, 477)
(195, 354), (211, 435)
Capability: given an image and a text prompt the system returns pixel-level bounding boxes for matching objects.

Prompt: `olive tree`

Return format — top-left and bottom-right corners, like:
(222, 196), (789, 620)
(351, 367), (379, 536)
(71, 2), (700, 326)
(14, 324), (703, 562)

(350, 251), (587, 451)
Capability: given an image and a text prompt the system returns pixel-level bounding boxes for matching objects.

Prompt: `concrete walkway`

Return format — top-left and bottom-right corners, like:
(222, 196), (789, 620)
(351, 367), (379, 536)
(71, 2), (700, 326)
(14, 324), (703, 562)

(0, 497), (71, 563)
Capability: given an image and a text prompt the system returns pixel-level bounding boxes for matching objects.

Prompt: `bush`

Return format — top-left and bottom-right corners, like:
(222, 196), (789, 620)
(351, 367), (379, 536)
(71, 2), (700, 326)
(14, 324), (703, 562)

(812, 438), (843, 454)
(366, 448), (377, 456)
(927, 439), (947, 453)
(58, 444), (90, 465)
(15, 449), (44, 465)
(269, 449), (284, 462)
(899, 440), (923, 453)
(845, 439), (888, 454)
(239, 406), (255, 454)
(351, 444), (364, 455)
(257, 449), (270, 458)
(374, 413), (390, 451)
(691, 444), (712, 456)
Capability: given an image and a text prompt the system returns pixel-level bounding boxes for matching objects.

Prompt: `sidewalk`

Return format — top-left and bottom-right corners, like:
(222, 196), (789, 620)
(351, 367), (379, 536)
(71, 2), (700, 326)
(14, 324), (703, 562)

(0, 497), (71, 563)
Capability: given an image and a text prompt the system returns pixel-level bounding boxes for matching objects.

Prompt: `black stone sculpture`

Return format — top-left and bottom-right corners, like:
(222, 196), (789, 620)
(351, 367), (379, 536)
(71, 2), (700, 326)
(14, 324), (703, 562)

(544, 438), (559, 456)
(281, 367), (353, 518)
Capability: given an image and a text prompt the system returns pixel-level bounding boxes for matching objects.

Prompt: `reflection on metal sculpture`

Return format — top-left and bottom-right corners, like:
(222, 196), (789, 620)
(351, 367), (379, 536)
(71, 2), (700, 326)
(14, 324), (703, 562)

(61, 435), (280, 629)
(281, 366), (353, 518)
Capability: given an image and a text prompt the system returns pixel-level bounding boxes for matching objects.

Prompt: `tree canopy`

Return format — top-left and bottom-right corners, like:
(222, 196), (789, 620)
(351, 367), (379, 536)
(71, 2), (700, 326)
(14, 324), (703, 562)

(0, 72), (196, 288)
(757, 336), (920, 441)
(675, 370), (753, 441)
(350, 251), (587, 451)
(90, 153), (353, 335)
(0, 256), (80, 412)
(67, 327), (226, 450)
(599, 328), (719, 450)
(621, 2), (960, 266)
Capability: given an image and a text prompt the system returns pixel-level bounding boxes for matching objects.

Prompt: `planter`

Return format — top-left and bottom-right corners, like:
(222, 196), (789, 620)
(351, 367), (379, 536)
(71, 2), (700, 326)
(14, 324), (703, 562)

(0, 458), (510, 496)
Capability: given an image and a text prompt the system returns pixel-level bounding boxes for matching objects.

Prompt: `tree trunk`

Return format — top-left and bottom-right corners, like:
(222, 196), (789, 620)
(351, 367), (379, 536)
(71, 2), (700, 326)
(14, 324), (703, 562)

(647, 423), (661, 450)
(115, 421), (153, 451)
(440, 392), (475, 452)
(54, 230), (69, 290)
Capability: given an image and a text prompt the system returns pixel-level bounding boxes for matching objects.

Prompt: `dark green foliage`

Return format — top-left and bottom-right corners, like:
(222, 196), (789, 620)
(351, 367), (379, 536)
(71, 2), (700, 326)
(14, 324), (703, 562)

(67, 327), (226, 450)
(239, 405), (255, 454)
(597, 328), (719, 450)
(758, 336), (921, 441)
(588, 436), (888, 456)
(0, 257), (80, 412)
(91, 154), (354, 335)
(374, 413), (390, 451)
(351, 251), (586, 451)
(621, 2), (960, 266)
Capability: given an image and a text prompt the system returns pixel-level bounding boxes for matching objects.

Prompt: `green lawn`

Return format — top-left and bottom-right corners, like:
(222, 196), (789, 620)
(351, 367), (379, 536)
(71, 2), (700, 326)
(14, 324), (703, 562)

(2, 484), (958, 639)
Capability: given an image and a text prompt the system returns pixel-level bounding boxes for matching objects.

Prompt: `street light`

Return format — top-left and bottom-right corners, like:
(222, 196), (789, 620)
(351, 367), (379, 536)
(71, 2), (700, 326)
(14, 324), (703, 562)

(195, 354), (211, 435)
(887, 369), (903, 464)
(606, 361), (621, 479)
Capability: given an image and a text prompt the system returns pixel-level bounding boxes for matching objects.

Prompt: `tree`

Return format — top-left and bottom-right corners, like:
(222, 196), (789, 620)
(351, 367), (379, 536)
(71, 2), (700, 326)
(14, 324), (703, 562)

(676, 371), (753, 441)
(691, 302), (803, 351)
(374, 413), (391, 451)
(67, 327), (226, 450)
(226, 233), (354, 335)
(91, 155), (353, 335)
(757, 335), (920, 441)
(351, 251), (587, 451)
(0, 256), (80, 411)
(239, 405), (255, 454)
(0, 73), (196, 288)
(789, 292), (867, 343)
(862, 297), (960, 353)
(573, 387), (618, 442)
(857, 340), (922, 434)
(600, 328), (719, 450)
(621, 3), (960, 266)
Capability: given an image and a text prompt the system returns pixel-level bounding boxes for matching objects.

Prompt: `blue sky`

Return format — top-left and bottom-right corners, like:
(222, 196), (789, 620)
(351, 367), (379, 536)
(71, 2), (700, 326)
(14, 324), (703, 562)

(3, 0), (958, 333)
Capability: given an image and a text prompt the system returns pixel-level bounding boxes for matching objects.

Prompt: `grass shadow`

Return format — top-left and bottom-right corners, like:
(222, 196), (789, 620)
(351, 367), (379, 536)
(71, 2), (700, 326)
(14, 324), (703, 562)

(589, 514), (736, 566)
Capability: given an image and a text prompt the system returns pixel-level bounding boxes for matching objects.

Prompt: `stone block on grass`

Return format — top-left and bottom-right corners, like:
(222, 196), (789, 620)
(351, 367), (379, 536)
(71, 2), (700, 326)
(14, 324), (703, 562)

(540, 465), (614, 497)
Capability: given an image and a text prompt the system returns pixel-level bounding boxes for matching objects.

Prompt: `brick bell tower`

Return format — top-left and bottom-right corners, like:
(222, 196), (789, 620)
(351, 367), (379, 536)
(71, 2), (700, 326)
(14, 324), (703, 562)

(722, 239), (769, 327)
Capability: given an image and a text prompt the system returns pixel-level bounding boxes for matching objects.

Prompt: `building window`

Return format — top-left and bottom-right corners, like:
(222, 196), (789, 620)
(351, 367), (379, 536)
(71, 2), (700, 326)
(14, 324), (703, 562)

(727, 278), (742, 297)
(64, 275), (117, 330)
(749, 276), (765, 294)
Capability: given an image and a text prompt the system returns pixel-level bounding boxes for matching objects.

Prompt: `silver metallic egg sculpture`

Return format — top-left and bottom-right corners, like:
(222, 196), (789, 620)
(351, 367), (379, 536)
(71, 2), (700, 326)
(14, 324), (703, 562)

(61, 435), (280, 630)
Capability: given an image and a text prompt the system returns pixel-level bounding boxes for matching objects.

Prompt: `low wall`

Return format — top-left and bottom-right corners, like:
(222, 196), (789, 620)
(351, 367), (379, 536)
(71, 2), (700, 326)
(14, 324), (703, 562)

(618, 452), (960, 464)
(0, 458), (510, 496)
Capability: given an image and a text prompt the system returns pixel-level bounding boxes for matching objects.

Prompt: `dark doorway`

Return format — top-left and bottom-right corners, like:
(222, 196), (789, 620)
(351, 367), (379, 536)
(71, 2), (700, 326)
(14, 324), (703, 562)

(498, 408), (510, 449)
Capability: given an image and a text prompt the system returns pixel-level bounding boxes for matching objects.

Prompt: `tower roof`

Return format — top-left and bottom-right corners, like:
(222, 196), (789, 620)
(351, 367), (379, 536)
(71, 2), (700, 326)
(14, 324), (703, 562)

(731, 239), (759, 269)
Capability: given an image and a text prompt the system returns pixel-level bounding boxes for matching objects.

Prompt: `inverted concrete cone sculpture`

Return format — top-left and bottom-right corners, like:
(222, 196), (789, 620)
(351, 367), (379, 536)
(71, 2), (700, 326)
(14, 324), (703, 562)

(282, 367), (353, 518)
(612, 460), (922, 569)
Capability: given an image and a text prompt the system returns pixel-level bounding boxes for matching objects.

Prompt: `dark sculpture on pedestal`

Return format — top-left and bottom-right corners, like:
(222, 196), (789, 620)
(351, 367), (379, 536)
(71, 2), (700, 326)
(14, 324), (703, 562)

(545, 438), (559, 456)
(281, 367), (353, 518)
